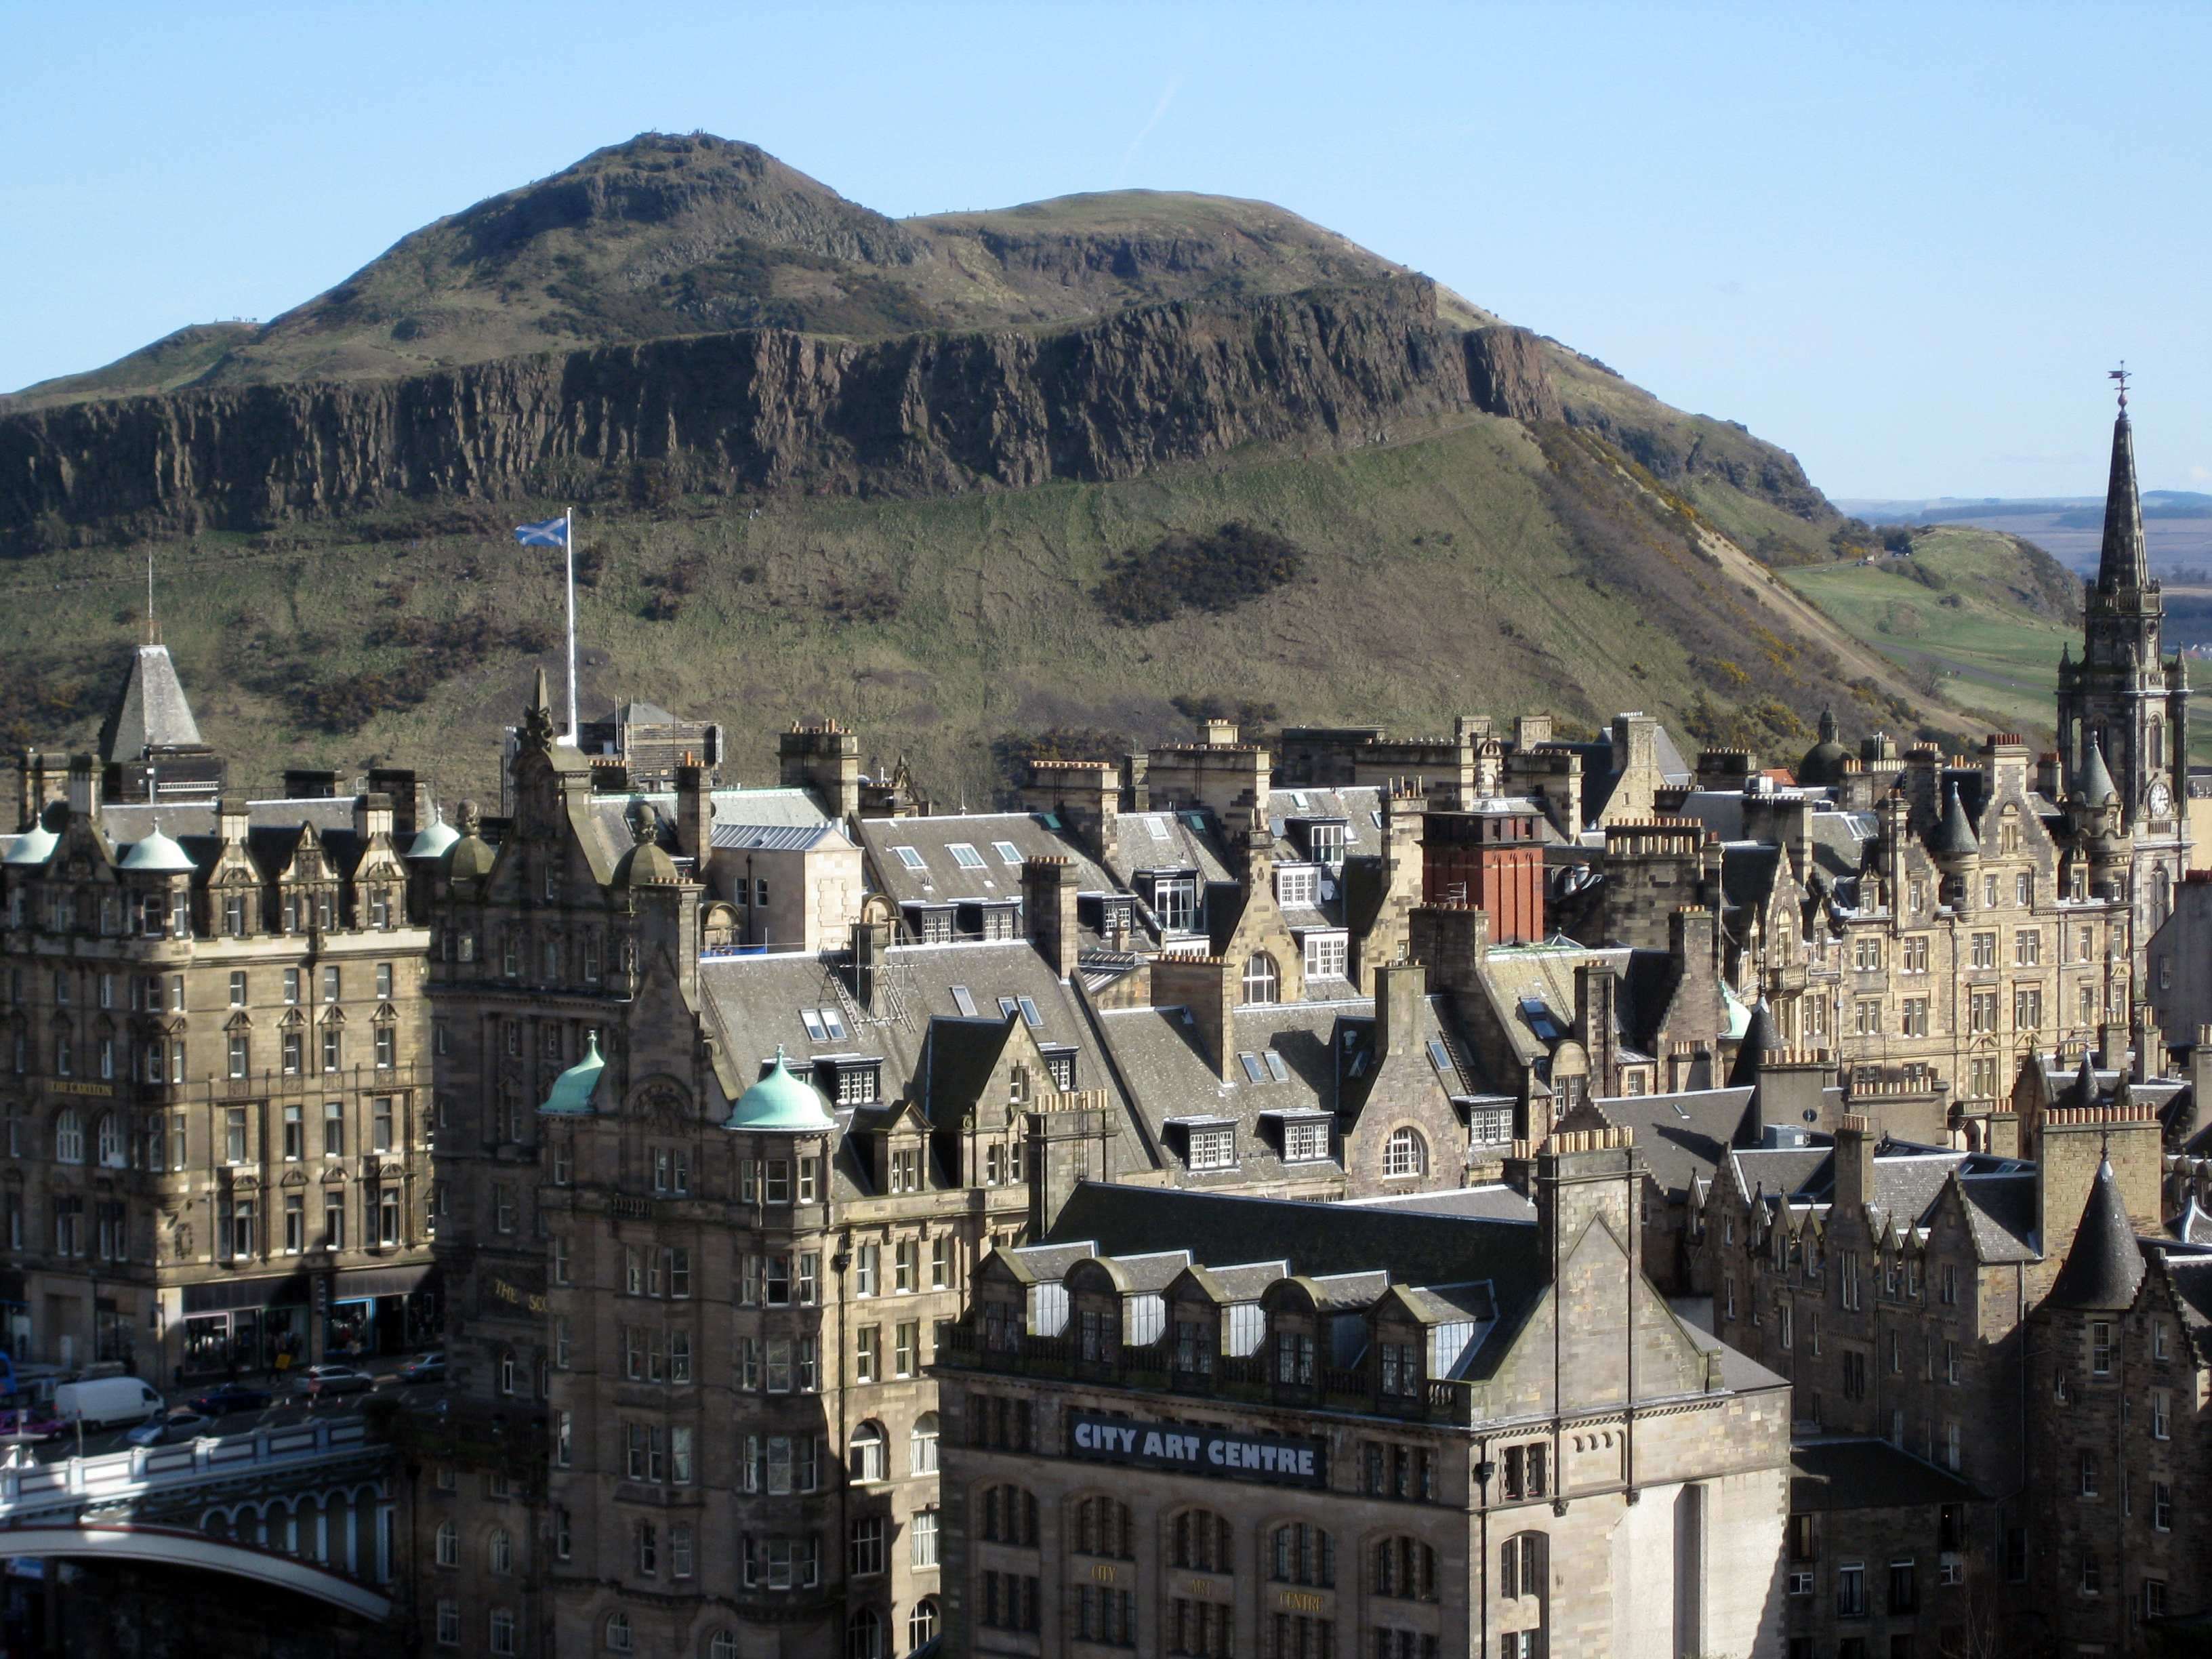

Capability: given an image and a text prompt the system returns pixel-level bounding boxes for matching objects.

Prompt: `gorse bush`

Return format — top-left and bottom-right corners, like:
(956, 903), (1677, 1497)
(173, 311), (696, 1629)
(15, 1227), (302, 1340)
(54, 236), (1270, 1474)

(1093, 523), (1305, 625)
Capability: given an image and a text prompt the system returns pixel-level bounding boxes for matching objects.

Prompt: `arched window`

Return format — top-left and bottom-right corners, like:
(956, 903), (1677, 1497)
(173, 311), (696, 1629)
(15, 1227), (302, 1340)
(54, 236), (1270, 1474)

(1499, 1531), (1546, 1599)
(906, 1599), (939, 1654)
(1374, 1535), (1437, 1600)
(1240, 953), (1280, 1006)
(709, 1634), (737, 1659)
(1384, 1127), (1427, 1179)
(846, 1609), (886, 1659)
(849, 1421), (886, 1484)
(1072, 1495), (1134, 1559)
(489, 1527), (513, 1574)
(95, 1113), (125, 1169)
(1271, 1522), (1334, 1586)
(435, 1521), (458, 1567)
(980, 1484), (1038, 1546)
(605, 1612), (632, 1652)
(1172, 1508), (1233, 1572)
(53, 1109), (83, 1165)
(909, 1412), (939, 1475)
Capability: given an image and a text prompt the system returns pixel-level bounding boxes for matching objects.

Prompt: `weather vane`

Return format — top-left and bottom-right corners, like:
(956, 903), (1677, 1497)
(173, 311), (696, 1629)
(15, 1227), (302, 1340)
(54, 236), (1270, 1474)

(2109, 362), (2129, 410)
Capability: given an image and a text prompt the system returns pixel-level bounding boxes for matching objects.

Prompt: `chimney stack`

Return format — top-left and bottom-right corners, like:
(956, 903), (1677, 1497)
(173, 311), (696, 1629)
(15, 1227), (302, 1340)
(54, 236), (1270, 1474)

(1022, 857), (1080, 981)
(677, 762), (715, 861)
(1835, 1113), (1877, 1218)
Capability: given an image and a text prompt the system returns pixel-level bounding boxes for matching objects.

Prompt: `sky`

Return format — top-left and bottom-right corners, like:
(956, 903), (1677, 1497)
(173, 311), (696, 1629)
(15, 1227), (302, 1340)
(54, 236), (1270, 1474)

(3, 1), (2207, 502)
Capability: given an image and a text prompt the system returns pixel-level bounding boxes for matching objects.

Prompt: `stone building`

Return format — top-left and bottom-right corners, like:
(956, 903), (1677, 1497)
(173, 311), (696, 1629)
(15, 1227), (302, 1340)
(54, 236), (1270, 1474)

(0, 651), (435, 1379)
(2055, 392), (2193, 952)
(939, 1151), (1793, 1659)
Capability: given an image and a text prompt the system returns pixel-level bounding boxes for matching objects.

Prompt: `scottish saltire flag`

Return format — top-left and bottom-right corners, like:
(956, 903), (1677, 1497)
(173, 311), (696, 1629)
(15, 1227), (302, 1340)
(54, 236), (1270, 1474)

(514, 516), (569, 547)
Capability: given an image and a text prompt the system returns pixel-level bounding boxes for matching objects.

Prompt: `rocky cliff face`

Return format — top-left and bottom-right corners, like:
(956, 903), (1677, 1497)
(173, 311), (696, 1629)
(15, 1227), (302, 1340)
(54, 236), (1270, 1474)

(0, 279), (1562, 553)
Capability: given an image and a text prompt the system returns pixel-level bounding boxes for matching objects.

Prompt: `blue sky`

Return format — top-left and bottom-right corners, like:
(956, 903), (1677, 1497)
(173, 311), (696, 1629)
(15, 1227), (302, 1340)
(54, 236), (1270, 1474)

(3, 1), (2207, 501)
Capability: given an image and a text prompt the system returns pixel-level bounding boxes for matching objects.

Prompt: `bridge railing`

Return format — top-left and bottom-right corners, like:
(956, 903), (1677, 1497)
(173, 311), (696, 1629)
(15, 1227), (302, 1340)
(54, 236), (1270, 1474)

(0, 1417), (371, 1515)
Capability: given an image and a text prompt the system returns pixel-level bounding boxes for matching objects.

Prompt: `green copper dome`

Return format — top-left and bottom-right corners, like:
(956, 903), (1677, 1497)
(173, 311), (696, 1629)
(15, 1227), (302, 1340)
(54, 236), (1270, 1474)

(538, 1031), (606, 1116)
(724, 1048), (836, 1132)
(120, 826), (197, 874)
(407, 815), (460, 860)
(3, 823), (57, 867)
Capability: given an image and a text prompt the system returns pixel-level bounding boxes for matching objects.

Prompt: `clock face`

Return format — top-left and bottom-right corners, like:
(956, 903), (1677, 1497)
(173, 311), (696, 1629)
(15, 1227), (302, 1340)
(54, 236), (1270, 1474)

(2149, 779), (2172, 816)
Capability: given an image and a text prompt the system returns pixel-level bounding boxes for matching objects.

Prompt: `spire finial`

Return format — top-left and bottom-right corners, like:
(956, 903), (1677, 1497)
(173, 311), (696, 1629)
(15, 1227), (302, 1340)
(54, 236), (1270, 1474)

(2110, 362), (2130, 412)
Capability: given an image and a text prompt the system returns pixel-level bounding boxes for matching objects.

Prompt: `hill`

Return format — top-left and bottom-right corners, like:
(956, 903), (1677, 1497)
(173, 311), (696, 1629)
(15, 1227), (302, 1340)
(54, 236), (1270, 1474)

(0, 133), (1952, 798)
(1778, 527), (2100, 750)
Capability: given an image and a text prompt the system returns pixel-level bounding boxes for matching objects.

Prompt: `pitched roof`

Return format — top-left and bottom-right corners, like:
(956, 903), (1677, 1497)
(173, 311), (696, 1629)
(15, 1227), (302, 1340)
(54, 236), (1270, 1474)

(1790, 1437), (1988, 1512)
(2076, 738), (2119, 807)
(1591, 1087), (1756, 1197)
(2047, 1158), (2149, 1310)
(1929, 783), (1979, 857)
(1044, 1183), (1546, 1309)
(100, 644), (205, 763)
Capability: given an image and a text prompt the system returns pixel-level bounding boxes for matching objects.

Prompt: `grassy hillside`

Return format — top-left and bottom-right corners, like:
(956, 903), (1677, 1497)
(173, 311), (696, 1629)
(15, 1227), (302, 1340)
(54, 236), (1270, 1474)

(1779, 527), (2102, 750)
(0, 411), (1936, 808)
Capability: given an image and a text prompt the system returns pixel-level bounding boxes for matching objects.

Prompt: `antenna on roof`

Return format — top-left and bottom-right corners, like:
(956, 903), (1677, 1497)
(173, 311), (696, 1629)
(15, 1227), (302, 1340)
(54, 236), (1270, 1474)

(2109, 362), (2130, 411)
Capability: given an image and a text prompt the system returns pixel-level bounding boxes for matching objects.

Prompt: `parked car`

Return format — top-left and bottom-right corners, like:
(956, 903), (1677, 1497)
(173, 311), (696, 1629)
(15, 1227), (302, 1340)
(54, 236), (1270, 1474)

(0, 1407), (66, 1441)
(125, 1408), (215, 1448)
(53, 1376), (165, 1431)
(297, 1364), (375, 1397)
(186, 1383), (272, 1416)
(394, 1352), (446, 1385)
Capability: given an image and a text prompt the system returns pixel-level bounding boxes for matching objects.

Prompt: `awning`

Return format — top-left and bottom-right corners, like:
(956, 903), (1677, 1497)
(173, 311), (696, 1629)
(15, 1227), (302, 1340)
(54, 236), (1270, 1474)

(331, 1263), (436, 1300)
(183, 1273), (312, 1314)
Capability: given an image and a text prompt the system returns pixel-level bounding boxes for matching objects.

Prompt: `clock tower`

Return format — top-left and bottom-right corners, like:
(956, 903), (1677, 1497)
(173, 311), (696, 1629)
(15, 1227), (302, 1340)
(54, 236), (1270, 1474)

(2055, 379), (2191, 965)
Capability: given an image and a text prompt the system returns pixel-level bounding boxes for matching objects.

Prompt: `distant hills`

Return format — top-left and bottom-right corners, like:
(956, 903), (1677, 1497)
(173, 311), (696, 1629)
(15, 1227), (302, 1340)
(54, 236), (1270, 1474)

(0, 134), (1984, 798)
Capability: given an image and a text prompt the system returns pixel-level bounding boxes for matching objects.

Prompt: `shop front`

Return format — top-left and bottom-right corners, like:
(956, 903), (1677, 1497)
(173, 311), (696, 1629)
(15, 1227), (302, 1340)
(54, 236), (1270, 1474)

(320, 1263), (438, 1362)
(178, 1273), (312, 1380)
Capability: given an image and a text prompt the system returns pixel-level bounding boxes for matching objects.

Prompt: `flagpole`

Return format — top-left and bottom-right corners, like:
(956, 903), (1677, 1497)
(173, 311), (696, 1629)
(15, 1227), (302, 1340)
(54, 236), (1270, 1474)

(563, 507), (579, 745)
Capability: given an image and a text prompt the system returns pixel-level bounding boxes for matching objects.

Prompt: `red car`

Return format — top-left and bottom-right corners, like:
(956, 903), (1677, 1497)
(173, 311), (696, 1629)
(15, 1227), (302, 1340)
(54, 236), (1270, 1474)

(0, 1406), (65, 1441)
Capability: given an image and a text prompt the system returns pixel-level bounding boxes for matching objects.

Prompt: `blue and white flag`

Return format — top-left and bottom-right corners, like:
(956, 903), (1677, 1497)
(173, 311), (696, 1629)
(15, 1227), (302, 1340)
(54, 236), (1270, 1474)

(514, 516), (569, 547)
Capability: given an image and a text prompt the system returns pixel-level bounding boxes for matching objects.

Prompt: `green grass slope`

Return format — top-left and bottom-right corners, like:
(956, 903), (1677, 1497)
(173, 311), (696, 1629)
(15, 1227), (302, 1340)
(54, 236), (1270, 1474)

(1780, 526), (2107, 750)
(0, 411), (1931, 806)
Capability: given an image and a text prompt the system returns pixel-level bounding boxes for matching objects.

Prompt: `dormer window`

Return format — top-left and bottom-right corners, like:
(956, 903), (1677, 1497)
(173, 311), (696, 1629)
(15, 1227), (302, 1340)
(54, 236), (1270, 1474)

(1040, 1047), (1078, 1091)
(1174, 1317), (1216, 1377)
(1276, 867), (1318, 907)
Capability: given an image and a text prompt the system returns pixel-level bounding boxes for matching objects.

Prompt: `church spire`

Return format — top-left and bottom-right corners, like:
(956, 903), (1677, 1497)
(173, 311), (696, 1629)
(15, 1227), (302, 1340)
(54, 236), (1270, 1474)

(2097, 371), (2148, 594)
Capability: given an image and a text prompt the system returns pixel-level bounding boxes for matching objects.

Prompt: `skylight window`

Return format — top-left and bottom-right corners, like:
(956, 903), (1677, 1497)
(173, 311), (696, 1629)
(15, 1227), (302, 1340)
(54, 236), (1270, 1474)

(950, 985), (978, 1017)
(1240, 1052), (1268, 1084)
(799, 1006), (849, 1043)
(948, 843), (986, 869)
(999, 995), (1020, 1021)
(1017, 997), (1042, 1028)
(993, 841), (1023, 865)
(1265, 1050), (1290, 1083)
(893, 846), (926, 871)
(1427, 1038), (1456, 1080)
(1147, 816), (1170, 841)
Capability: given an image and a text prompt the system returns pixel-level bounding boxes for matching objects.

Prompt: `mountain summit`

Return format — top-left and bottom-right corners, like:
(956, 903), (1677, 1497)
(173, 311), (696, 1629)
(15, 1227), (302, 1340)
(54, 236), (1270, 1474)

(14, 133), (1463, 400)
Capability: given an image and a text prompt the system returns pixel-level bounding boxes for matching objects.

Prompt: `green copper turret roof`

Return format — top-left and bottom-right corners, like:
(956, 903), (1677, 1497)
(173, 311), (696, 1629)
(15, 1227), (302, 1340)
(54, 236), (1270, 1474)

(539, 1031), (606, 1116)
(724, 1049), (837, 1132)
(3, 821), (56, 867)
(120, 825), (197, 873)
(408, 813), (460, 860)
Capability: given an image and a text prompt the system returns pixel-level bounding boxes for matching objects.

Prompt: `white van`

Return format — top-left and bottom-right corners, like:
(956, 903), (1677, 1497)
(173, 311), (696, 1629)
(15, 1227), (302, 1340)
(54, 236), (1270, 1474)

(53, 1376), (163, 1431)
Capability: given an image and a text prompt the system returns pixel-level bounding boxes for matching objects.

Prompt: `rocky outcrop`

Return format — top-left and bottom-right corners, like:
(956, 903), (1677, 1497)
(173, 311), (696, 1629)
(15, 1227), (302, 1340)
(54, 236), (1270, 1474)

(0, 279), (1561, 554)
(1466, 325), (1563, 424)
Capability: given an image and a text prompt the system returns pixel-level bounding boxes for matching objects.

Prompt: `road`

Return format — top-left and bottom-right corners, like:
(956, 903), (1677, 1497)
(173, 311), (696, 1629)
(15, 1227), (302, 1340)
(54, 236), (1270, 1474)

(4, 1359), (430, 1465)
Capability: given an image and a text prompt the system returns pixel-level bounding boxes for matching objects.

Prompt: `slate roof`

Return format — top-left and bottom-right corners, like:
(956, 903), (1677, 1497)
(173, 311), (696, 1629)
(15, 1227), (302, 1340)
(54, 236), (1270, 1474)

(853, 811), (1114, 911)
(1045, 1183), (1544, 1300)
(1099, 809), (1235, 911)
(100, 644), (205, 762)
(2047, 1159), (2150, 1309)
(1592, 1088), (1757, 1197)
(95, 797), (359, 844)
(1729, 1141), (2042, 1263)
(1790, 1437), (1989, 1512)
(1342, 1185), (1537, 1224)
(695, 939), (1144, 1191)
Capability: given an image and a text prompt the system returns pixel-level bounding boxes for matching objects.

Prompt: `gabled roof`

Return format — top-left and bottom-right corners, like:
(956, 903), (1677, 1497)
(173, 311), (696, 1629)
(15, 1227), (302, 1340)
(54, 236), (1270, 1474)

(100, 644), (205, 763)
(1592, 1087), (1757, 1197)
(853, 811), (1113, 910)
